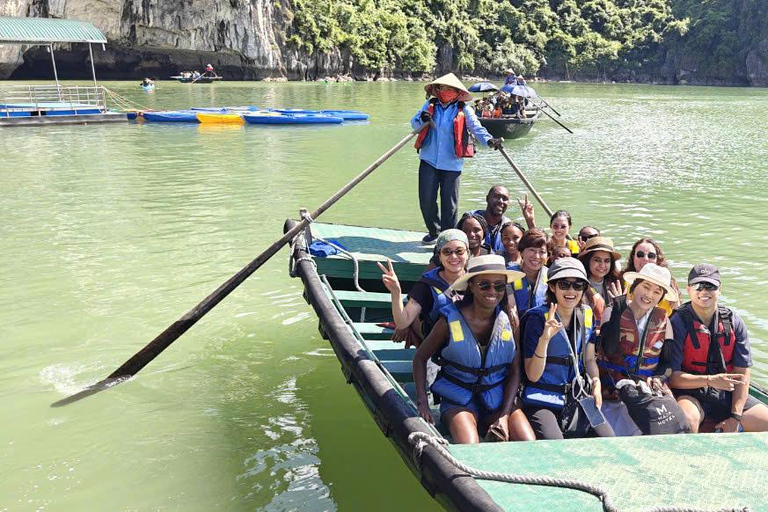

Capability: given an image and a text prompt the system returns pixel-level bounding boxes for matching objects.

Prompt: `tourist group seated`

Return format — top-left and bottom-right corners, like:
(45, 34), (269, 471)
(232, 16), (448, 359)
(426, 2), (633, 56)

(379, 184), (768, 443)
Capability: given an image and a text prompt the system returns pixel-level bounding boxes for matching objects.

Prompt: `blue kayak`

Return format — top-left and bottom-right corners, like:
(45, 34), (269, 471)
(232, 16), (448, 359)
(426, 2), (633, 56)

(142, 110), (200, 123)
(190, 106), (260, 112)
(243, 113), (344, 125)
(271, 108), (369, 121)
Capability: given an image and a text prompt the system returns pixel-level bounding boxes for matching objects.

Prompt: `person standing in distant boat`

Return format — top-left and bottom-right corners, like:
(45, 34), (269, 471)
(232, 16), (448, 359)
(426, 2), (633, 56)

(412, 73), (502, 245)
(503, 69), (517, 86)
(202, 64), (218, 78)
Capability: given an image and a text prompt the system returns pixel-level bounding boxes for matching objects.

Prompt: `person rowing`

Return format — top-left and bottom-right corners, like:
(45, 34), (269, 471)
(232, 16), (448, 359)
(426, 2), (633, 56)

(413, 255), (534, 443)
(412, 73), (502, 245)
(379, 230), (469, 348)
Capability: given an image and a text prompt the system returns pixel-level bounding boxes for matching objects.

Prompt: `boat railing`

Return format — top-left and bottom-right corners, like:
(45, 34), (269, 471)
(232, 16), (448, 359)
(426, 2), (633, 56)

(0, 85), (108, 117)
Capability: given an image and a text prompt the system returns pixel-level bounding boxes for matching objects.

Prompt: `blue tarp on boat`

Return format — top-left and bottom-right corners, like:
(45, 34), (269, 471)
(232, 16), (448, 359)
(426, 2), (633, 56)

(142, 111), (199, 123)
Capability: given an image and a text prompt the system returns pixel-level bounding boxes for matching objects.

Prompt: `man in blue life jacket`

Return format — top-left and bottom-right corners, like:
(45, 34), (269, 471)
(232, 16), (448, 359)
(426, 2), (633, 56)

(412, 73), (503, 244)
(471, 185), (512, 253)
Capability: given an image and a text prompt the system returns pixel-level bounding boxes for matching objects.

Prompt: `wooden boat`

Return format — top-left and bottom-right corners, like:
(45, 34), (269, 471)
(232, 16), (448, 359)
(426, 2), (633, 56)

(479, 108), (541, 139)
(170, 75), (223, 84)
(287, 219), (768, 511)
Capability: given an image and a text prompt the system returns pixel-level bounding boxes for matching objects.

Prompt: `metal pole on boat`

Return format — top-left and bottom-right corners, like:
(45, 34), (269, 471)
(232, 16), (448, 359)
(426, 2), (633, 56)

(88, 43), (98, 87)
(49, 122), (431, 408)
(48, 44), (62, 102)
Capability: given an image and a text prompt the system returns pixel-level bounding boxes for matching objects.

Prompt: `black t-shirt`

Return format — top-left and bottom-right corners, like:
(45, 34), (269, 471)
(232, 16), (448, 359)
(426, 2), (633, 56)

(408, 280), (435, 314)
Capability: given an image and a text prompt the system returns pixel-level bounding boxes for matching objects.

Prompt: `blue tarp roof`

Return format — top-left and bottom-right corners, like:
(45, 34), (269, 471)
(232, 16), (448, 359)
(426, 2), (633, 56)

(0, 16), (107, 44)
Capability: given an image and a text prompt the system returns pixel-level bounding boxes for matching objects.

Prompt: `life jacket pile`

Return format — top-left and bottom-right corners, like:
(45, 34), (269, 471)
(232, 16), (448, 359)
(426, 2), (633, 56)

(676, 302), (735, 374)
(431, 303), (515, 411)
(414, 98), (475, 158)
(508, 264), (548, 316)
(521, 304), (594, 410)
(598, 299), (668, 387)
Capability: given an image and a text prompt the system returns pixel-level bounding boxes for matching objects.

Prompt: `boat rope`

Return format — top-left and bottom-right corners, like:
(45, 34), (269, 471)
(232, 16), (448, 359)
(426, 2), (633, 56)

(407, 432), (749, 512)
(103, 87), (153, 113)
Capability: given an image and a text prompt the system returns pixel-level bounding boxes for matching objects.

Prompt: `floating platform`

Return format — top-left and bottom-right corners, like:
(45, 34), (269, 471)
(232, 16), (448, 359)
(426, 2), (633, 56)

(0, 112), (127, 126)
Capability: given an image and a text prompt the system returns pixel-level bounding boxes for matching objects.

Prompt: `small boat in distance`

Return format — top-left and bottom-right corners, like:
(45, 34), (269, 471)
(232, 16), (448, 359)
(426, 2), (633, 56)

(170, 74), (223, 84)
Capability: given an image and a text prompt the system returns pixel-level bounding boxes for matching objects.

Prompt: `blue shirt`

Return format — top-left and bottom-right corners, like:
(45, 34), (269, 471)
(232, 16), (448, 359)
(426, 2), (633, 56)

(469, 209), (511, 254)
(411, 100), (493, 172)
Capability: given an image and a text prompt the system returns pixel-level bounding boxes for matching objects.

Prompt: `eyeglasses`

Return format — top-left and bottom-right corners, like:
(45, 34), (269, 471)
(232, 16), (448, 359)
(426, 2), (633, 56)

(556, 280), (587, 291)
(694, 282), (719, 291)
(635, 251), (657, 260)
(440, 247), (467, 257)
(474, 280), (507, 293)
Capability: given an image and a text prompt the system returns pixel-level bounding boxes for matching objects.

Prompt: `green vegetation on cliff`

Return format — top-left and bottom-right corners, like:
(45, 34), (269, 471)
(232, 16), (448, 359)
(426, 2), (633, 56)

(286, 0), (767, 82)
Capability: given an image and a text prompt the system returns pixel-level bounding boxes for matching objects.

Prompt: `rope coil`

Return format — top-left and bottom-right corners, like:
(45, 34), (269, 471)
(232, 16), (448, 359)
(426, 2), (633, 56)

(407, 432), (748, 512)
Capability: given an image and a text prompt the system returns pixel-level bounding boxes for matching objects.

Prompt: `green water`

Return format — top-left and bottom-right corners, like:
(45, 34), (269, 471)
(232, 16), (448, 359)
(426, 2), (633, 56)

(1, 80), (767, 511)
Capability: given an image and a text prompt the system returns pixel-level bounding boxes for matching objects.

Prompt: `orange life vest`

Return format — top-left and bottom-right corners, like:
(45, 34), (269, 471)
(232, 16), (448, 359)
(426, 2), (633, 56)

(414, 99), (474, 158)
(677, 303), (735, 374)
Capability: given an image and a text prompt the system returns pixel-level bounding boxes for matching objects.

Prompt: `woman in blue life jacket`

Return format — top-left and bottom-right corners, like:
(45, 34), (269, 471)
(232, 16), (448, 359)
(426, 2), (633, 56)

(521, 258), (615, 439)
(500, 221), (526, 266)
(590, 263), (688, 436)
(378, 230), (469, 348)
(412, 255), (535, 443)
(506, 228), (549, 321)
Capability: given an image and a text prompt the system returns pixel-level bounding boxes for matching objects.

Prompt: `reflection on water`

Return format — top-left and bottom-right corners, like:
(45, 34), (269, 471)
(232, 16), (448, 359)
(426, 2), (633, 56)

(1, 80), (767, 510)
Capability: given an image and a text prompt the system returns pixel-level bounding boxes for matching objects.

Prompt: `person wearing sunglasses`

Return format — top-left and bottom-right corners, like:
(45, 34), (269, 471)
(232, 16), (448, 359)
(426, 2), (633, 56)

(412, 255), (535, 443)
(520, 258), (614, 439)
(379, 230), (469, 348)
(669, 264), (768, 433)
(592, 263), (689, 436)
(506, 228), (549, 320)
(620, 237), (681, 316)
(577, 226), (600, 251)
(412, 73), (502, 245)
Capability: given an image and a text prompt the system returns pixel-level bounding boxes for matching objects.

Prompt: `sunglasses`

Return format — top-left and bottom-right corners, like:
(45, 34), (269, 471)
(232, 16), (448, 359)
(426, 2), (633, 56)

(635, 251), (657, 260)
(474, 280), (507, 292)
(579, 233), (598, 242)
(440, 247), (467, 257)
(694, 282), (719, 291)
(556, 280), (587, 291)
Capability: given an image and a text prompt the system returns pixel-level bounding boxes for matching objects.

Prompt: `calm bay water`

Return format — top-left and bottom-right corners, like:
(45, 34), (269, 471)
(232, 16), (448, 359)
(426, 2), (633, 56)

(2, 80), (767, 511)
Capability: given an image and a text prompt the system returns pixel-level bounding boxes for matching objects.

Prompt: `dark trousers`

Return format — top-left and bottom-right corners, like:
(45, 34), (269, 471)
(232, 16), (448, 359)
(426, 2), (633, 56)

(418, 160), (461, 236)
(524, 405), (615, 440)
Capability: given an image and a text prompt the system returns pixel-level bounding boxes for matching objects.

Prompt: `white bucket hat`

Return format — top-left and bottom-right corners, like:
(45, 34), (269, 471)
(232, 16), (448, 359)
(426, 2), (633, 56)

(624, 263), (678, 302)
(447, 255), (524, 292)
(424, 73), (473, 103)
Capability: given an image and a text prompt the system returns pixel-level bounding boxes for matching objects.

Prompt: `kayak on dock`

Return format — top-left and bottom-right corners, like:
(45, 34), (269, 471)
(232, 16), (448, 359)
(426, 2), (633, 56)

(286, 219), (768, 511)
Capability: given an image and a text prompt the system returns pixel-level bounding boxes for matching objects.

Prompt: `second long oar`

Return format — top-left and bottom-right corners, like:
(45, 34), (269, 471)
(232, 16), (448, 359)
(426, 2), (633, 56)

(497, 145), (554, 218)
(535, 103), (573, 134)
(51, 123), (428, 407)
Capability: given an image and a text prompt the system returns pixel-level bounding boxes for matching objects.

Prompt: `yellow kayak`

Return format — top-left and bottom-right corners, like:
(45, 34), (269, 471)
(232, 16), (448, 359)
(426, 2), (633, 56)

(196, 113), (244, 124)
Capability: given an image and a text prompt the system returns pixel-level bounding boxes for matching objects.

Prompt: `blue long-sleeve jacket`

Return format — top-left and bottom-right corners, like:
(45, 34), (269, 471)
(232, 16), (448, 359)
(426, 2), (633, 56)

(410, 100), (493, 172)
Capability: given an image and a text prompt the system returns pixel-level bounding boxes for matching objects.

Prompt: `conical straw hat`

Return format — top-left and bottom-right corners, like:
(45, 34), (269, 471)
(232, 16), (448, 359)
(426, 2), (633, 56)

(424, 73), (473, 103)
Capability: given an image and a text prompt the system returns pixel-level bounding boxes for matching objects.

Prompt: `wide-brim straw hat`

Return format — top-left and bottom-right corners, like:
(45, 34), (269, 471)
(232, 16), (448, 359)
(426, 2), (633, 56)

(447, 255), (524, 292)
(624, 263), (678, 302)
(424, 73), (473, 103)
(579, 236), (622, 261)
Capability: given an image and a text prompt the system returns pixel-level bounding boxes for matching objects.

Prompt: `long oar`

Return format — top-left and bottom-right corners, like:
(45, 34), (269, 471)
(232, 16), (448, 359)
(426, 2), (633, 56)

(497, 146), (554, 218)
(51, 123), (429, 407)
(539, 98), (562, 117)
(534, 103), (573, 134)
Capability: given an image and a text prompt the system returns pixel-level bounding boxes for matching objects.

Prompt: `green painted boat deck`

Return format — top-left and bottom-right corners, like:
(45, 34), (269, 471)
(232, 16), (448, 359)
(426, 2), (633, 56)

(310, 223), (432, 283)
(308, 222), (768, 511)
(452, 433), (768, 511)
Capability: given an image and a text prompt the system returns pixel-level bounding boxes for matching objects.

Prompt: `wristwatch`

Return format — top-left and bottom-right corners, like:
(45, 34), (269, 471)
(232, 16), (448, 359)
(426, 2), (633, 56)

(730, 412), (743, 423)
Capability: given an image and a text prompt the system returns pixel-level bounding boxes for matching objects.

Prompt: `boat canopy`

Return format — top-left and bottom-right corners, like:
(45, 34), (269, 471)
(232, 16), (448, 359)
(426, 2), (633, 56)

(0, 16), (106, 44)
(0, 17), (107, 86)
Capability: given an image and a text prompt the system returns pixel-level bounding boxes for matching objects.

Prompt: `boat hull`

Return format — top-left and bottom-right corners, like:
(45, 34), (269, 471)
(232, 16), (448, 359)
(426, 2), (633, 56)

(479, 109), (541, 139)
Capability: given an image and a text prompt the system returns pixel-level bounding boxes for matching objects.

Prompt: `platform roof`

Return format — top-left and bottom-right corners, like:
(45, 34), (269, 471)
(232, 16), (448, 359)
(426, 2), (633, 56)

(0, 16), (106, 45)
